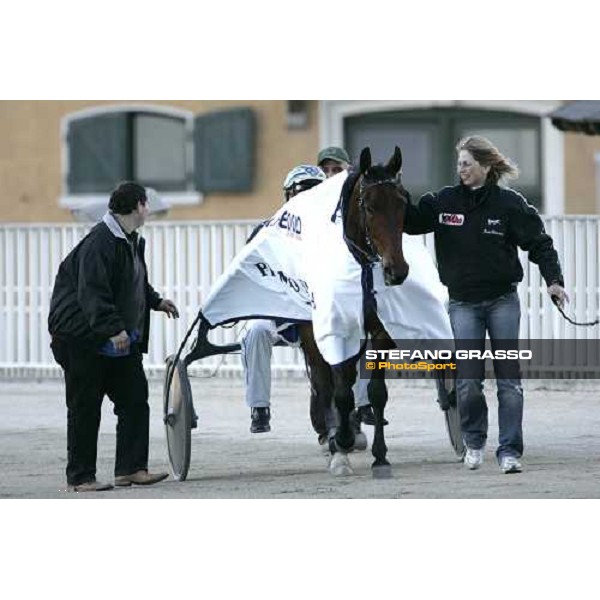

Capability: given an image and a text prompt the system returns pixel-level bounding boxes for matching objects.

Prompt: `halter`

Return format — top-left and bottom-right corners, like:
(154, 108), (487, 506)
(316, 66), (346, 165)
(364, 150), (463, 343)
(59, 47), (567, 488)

(347, 175), (406, 264)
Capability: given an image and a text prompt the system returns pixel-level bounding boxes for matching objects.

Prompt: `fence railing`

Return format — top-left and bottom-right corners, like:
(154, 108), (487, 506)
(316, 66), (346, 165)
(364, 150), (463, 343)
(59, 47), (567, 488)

(1, 217), (598, 377)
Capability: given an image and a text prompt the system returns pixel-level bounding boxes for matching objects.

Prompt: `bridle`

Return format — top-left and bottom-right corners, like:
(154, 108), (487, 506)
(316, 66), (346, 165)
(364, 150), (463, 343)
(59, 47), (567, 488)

(346, 175), (407, 265)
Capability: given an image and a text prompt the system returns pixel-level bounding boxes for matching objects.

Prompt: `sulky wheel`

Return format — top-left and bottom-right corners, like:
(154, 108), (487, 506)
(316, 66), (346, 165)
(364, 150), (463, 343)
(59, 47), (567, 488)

(444, 393), (465, 459)
(163, 355), (193, 481)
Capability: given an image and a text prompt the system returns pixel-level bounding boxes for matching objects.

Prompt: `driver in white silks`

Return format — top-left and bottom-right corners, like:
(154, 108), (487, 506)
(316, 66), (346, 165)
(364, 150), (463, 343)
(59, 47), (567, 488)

(241, 162), (373, 448)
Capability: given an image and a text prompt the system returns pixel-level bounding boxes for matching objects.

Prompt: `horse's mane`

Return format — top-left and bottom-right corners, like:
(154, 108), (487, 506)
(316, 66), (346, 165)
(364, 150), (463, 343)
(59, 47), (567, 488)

(339, 168), (362, 228)
(337, 168), (371, 265)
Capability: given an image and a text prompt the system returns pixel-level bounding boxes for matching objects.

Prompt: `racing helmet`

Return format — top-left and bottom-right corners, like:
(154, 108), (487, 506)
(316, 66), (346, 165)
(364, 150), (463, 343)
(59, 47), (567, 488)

(282, 164), (326, 202)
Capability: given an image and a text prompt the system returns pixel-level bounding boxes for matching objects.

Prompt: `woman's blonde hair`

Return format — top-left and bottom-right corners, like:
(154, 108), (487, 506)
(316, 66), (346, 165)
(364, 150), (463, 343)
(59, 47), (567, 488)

(456, 135), (519, 184)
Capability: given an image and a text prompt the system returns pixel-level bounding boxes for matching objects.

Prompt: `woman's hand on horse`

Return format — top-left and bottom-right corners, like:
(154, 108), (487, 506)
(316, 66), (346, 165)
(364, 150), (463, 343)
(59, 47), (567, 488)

(158, 299), (180, 318)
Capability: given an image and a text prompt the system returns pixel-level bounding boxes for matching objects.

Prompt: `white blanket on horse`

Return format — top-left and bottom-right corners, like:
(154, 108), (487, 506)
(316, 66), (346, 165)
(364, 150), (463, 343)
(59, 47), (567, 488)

(202, 171), (453, 365)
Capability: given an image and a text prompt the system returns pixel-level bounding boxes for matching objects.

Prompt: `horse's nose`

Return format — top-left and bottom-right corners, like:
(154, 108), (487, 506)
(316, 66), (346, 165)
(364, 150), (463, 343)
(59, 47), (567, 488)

(383, 263), (409, 286)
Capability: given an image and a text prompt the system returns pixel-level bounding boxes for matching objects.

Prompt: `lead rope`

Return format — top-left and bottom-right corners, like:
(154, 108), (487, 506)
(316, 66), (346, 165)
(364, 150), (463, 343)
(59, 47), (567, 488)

(552, 296), (599, 327)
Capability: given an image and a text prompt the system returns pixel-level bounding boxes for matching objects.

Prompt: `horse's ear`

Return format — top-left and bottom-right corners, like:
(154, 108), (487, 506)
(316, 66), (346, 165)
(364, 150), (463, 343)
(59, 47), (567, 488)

(359, 147), (372, 174)
(387, 146), (403, 176)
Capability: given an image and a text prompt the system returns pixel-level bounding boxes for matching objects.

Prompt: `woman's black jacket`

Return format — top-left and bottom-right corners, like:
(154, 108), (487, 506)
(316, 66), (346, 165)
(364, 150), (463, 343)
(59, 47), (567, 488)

(404, 183), (564, 302)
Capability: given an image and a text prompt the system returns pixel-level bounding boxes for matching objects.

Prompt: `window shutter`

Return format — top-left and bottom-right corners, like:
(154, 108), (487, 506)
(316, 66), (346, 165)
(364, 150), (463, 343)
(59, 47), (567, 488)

(193, 107), (256, 193)
(67, 113), (129, 193)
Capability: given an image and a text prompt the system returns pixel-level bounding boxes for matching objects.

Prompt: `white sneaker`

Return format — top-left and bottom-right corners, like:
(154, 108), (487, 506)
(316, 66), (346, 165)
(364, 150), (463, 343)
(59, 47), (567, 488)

(464, 447), (484, 470)
(499, 456), (522, 474)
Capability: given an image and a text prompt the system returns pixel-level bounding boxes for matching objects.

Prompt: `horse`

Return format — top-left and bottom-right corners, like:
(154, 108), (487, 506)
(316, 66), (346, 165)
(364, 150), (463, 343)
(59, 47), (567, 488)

(299, 146), (409, 478)
(165, 145), (460, 482)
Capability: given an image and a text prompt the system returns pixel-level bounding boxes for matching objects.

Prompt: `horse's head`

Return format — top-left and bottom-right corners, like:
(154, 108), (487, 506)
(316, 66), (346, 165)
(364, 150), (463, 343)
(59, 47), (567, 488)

(348, 146), (409, 286)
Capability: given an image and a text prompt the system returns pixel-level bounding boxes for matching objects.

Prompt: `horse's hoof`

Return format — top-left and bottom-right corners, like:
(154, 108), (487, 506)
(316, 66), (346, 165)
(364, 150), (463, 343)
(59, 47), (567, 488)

(352, 431), (368, 452)
(372, 464), (393, 479)
(330, 453), (354, 477)
(318, 436), (332, 455)
(328, 437), (337, 455)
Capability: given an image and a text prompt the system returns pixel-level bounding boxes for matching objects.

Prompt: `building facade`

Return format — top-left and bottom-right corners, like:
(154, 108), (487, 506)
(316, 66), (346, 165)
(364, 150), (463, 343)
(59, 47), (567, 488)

(1, 99), (599, 222)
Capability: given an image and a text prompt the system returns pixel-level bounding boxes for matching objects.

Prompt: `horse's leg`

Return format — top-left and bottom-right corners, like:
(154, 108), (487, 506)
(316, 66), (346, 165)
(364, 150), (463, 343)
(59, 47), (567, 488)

(367, 360), (392, 478)
(330, 360), (358, 476)
(367, 317), (395, 478)
(298, 324), (335, 451)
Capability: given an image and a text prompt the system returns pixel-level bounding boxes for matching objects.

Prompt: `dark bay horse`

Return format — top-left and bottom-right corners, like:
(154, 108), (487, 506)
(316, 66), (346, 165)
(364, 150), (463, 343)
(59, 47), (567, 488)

(299, 146), (409, 478)
(166, 146), (414, 481)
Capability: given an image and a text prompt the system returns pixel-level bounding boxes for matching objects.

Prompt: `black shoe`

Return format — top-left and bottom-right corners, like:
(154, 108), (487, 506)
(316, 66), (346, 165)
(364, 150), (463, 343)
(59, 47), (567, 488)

(357, 405), (388, 426)
(250, 407), (271, 433)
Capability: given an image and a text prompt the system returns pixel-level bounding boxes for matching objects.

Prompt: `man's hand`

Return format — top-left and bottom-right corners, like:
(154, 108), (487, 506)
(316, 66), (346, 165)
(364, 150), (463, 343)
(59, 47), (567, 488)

(110, 330), (130, 352)
(547, 283), (569, 309)
(158, 299), (180, 318)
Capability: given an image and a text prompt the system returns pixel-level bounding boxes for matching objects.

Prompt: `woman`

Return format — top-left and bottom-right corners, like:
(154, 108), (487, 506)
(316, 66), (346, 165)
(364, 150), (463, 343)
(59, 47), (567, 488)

(405, 136), (568, 474)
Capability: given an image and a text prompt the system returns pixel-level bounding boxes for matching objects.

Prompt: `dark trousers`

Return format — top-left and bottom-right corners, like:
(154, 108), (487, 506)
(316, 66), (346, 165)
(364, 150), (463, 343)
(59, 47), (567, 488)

(51, 339), (150, 486)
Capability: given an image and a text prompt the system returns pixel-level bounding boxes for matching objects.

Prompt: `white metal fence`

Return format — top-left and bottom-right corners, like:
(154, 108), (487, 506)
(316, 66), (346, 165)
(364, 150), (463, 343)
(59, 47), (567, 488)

(1, 217), (599, 378)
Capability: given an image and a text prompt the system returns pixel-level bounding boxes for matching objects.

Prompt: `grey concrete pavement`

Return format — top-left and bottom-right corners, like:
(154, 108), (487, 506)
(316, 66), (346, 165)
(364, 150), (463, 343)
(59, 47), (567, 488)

(0, 376), (598, 498)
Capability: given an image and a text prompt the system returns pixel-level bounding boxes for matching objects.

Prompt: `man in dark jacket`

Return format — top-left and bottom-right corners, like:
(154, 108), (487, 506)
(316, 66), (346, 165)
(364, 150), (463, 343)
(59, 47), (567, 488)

(49, 182), (179, 492)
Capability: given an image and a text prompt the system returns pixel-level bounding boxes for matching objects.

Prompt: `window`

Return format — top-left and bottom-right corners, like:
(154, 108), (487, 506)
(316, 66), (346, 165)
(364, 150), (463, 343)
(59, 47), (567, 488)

(345, 108), (543, 208)
(134, 114), (187, 188)
(345, 120), (439, 191)
(63, 106), (194, 203)
(60, 104), (256, 214)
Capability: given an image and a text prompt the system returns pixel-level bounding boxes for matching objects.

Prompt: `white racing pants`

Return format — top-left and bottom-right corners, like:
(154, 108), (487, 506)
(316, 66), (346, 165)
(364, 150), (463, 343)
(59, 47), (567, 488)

(240, 319), (369, 409)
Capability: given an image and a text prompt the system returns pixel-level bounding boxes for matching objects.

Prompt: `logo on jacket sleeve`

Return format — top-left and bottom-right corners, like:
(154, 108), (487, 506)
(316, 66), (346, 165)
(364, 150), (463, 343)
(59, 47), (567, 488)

(439, 213), (465, 226)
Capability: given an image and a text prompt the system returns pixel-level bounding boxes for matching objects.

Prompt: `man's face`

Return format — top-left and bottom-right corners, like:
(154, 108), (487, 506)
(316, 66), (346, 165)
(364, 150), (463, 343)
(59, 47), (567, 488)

(134, 200), (149, 228)
(320, 159), (346, 178)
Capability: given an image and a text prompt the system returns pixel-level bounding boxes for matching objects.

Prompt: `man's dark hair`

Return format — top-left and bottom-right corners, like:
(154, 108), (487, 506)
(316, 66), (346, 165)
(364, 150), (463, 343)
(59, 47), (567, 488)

(108, 182), (147, 215)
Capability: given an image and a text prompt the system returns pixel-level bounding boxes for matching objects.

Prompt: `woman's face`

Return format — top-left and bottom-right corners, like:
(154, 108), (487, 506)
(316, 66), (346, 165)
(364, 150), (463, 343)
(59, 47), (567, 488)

(457, 149), (490, 189)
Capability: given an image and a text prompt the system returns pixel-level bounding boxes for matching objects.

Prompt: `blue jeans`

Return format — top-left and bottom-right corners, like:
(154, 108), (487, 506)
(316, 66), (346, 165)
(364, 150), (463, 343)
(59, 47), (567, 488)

(449, 291), (524, 461)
